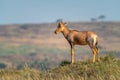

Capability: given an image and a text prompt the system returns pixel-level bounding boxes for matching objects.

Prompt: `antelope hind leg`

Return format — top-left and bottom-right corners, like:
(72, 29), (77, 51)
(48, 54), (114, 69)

(92, 48), (96, 63)
(94, 47), (100, 62)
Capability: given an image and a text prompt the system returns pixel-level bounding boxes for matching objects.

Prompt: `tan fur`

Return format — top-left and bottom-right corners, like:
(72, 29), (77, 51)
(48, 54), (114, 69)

(55, 22), (100, 63)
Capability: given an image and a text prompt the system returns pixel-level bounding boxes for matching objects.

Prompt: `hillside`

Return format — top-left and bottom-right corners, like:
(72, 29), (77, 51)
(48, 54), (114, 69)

(0, 22), (120, 69)
(0, 54), (120, 80)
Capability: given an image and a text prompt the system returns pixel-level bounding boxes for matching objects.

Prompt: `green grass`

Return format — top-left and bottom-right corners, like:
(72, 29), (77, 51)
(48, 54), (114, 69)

(0, 41), (91, 70)
(0, 41), (90, 56)
(0, 41), (69, 56)
(0, 54), (120, 80)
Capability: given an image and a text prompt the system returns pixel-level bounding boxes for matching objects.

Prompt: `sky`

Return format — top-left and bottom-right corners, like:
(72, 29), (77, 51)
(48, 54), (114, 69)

(0, 0), (120, 24)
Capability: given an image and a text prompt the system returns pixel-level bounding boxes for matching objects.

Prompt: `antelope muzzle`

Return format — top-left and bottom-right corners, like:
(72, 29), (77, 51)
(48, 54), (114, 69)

(54, 29), (58, 34)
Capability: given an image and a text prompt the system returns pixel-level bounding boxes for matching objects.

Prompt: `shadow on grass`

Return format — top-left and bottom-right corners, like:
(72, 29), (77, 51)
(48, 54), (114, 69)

(60, 61), (71, 66)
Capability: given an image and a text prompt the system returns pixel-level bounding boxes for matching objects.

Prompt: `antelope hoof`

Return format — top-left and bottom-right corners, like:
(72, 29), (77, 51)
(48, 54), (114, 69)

(92, 59), (95, 63)
(97, 58), (100, 62)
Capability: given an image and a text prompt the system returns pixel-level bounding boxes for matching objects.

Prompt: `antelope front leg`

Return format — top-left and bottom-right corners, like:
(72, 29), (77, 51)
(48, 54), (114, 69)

(71, 47), (74, 64)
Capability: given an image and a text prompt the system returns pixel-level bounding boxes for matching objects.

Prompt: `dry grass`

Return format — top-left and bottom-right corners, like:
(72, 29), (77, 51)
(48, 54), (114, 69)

(0, 54), (120, 80)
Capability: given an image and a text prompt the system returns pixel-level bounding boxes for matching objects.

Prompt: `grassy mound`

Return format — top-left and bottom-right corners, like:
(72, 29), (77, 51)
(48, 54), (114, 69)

(0, 54), (120, 80)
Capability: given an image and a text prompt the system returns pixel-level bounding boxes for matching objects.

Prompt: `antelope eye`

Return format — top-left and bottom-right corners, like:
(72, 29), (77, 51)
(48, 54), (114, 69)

(58, 26), (61, 28)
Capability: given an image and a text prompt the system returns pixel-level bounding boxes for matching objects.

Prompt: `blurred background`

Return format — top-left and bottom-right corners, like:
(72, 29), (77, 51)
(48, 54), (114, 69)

(0, 0), (120, 70)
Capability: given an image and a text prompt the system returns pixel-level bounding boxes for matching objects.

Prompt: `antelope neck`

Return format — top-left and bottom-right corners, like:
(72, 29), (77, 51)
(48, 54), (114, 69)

(62, 26), (70, 38)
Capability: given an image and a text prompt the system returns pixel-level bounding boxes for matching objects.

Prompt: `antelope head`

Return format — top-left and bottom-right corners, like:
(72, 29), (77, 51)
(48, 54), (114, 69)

(54, 22), (67, 34)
